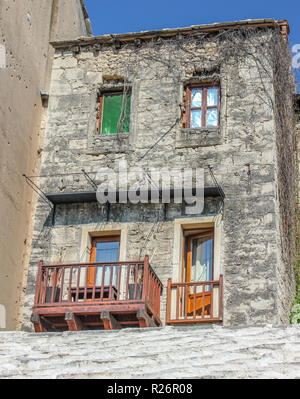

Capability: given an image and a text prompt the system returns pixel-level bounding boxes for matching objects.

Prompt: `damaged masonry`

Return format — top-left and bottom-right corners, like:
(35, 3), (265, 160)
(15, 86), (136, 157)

(22, 19), (297, 332)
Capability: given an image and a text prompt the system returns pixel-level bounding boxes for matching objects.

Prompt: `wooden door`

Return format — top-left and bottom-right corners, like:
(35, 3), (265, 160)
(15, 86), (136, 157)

(88, 236), (120, 287)
(186, 231), (214, 315)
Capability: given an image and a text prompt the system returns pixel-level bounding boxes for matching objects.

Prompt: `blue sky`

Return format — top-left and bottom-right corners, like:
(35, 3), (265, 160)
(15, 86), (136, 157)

(85, 0), (300, 91)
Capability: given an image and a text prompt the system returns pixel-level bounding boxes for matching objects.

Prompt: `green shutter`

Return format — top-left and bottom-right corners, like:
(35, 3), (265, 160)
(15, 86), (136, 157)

(101, 92), (131, 134)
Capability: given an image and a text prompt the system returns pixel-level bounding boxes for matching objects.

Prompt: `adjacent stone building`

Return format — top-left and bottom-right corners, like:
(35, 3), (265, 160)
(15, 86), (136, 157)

(0, 0), (92, 331)
(22, 19), (297, 332)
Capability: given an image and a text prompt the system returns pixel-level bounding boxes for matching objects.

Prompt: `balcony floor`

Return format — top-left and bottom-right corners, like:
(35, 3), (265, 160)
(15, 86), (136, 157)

(31, 302), (161, 332)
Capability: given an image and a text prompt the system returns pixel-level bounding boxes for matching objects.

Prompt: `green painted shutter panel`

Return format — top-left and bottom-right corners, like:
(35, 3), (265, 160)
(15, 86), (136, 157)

(101, 93), (131, 134)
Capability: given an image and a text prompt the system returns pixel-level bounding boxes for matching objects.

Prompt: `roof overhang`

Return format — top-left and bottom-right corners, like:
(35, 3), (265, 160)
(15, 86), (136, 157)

(50, 19), (289, 49)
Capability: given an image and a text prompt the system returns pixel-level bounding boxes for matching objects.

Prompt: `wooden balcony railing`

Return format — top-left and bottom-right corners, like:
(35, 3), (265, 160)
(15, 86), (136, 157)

(31, 256), (163, 332)
(166, 275), (223, 324)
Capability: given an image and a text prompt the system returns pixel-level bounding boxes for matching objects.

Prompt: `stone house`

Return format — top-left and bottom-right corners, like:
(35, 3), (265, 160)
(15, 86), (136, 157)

(21, 18), (297, 332)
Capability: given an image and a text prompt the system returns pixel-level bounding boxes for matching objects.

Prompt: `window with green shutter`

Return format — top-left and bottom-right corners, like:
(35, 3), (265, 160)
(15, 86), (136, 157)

(96, 91), (131, 135)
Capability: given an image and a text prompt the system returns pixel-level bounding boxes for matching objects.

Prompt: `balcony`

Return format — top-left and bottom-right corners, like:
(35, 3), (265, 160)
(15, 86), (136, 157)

(166, 276), (223, 324)
(31, 256), (163, 332)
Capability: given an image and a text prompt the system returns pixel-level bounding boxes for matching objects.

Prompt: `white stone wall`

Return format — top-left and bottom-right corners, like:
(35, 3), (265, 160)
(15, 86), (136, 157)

(0, 325), (299, 379)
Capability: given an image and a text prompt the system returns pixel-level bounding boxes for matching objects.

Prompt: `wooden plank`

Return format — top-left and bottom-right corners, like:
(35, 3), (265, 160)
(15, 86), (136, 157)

(136, 309), (156, 328)
(219, 274), (223, 321)
(166, 318), (221, 325)
(166, 278), (171, 324)
(101, 311), (121, 330)
(65, 312), (85, 331)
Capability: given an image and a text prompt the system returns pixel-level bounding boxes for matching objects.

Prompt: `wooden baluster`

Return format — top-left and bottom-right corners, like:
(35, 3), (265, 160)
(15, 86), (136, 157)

(125, 264), (130, 300)
(50, 268), (57, 303)
(133, 264), (138, 299)
(95, 264), (101, 302)
(152, 274), (155, 310)
(68, 267), (73, 302)
(184, 284), (188, 319)
(117, 264), (121, 301)
(84, 266), (88, 301)
(153, 277), (157, 314)
(166, 278), (171, 324)
(157, 280), (161, 317)
(148, 269), (151, 305)
(34, 260), (43, 306)
(42, 267), (49, 304)
(142, 255), (149, 302)
(155, 277), (158, 314)
(108, 264), (113, 300)
(59, 267), (65, 303)
(202, 283), (205, 318)
(219, 275), (223, 320)
(75, 266), (81, 303)
(176, 285), (179, 320)
(210, 283), (213, 319)
(193, 283), (196, 319)
(157, 279), (160, 316)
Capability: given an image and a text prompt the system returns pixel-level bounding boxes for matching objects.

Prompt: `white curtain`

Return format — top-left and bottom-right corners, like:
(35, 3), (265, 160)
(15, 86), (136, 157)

(190, 237), (212, 292)
(95, 241), (119, 286)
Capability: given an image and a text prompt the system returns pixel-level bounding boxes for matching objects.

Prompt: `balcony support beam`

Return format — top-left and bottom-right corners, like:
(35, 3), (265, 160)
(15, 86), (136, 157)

(30, 313), (57, 332)
(101, 311), (120, 330)
(137, 309), (156, 328)
(65, 312), (85, 331)
(31, 313), (47, 333)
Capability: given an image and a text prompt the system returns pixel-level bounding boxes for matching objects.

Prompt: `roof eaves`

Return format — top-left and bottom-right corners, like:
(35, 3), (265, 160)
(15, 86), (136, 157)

(50, 18), (287, 49)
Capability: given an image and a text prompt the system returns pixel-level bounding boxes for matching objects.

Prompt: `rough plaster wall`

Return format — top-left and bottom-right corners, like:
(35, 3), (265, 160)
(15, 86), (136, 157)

(56, 0), (89, 41)
(0, 0), (53, 332)
(0, 325), (299, 378)
(23, 31), (294, 330)
(0, 0), (89, 331)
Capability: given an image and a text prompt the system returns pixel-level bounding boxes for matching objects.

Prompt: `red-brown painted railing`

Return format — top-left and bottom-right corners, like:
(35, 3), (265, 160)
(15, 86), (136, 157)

(166, 275), (223, 324)
(142, 255), (163, 319)
(34, 256), (163, 318)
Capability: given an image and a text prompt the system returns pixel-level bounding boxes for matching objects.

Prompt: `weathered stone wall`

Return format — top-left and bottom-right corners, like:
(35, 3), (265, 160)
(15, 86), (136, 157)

(273, 51), (297, 323)
(22, 28), (296, 330)
(0, 0), (90, 331)
(0, 325), (299, 378)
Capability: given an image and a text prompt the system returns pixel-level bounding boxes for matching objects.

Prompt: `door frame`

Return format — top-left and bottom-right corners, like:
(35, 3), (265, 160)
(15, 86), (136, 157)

(184, 229), (214, 316)
(185, 230), (214, 283)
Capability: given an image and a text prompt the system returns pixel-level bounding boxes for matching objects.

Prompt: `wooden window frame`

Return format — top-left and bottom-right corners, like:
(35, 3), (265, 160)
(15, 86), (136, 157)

(96, 90), (131, 135)
(88, 236), (121, 286)
(181, 228), (214, 284)
(185, 83), (220, 128)
(90, 236), (121, 262)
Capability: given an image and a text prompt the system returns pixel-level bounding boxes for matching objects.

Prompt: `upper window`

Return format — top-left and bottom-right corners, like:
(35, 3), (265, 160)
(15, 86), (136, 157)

(185, 85), (220, 128)
(96, 91), (131, 135)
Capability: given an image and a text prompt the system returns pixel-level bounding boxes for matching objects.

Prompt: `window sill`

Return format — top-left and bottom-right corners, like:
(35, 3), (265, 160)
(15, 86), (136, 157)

(86, 132), (130, 155)
(94, 132), (129, 140)
(175, 126), (222, 148)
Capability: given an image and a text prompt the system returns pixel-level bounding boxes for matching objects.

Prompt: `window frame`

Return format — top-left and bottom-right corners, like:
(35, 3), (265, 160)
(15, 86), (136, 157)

(182, 229), (214, 284)
(96, 90), (131, 135)
(185, 83), (220, 129)
(88, 235), (121, 286)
